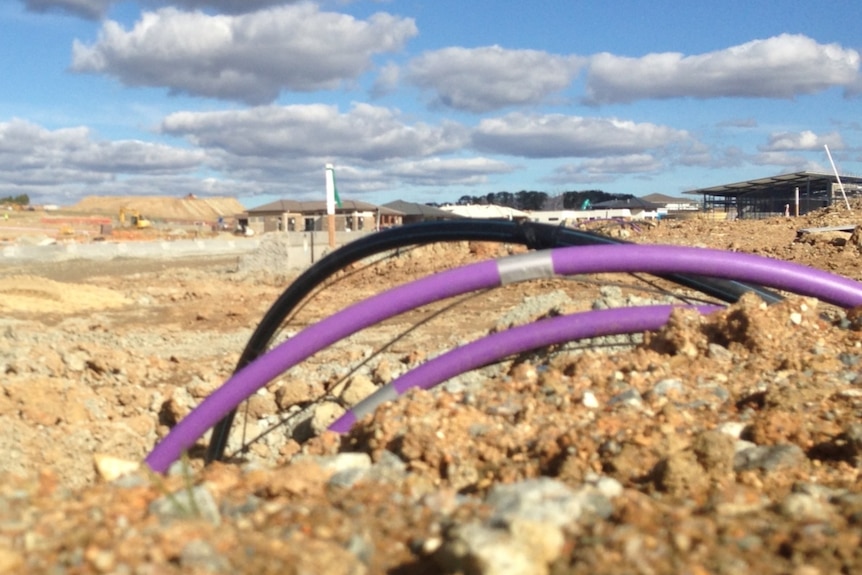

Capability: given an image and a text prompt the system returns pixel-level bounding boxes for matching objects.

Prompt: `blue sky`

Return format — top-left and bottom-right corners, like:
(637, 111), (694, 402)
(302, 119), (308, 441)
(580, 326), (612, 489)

(1, 0), (860, 209)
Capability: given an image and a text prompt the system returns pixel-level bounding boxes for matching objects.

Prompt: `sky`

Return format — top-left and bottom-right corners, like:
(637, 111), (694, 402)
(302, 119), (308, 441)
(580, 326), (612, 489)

(1, 1), (861, 209)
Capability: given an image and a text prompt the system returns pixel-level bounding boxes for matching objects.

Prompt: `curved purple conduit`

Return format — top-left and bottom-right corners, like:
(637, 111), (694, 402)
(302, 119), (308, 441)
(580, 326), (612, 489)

(145, 244), (862, 472)
(329, 304), (721, 433)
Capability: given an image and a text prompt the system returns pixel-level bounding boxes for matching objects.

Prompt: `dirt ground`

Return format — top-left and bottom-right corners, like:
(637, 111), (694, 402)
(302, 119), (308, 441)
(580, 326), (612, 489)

(2, 200), (862, 574)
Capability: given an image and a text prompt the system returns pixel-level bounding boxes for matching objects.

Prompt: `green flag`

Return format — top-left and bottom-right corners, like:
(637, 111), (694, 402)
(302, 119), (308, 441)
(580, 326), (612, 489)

(332, 169), (343, 208)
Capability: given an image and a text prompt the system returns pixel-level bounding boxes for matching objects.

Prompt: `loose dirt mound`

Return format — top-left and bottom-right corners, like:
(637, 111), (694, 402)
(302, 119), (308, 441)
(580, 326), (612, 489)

(69, 195), (245, 222)
(4, 211), (862, 573)
(0, 275), (131, 314)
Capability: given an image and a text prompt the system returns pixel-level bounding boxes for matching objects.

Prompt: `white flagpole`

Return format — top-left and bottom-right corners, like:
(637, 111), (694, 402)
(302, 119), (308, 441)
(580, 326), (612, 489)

(824, 145), (851, 211)
(325, 164), (336, 247)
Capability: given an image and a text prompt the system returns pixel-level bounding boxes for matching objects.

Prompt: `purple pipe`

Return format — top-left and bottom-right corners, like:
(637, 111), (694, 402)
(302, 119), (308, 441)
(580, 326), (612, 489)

(145, 244), (862, 472)
(329, 304), (720, 433)
(146, 260), (501, 472)
(550, 245), (862, 308)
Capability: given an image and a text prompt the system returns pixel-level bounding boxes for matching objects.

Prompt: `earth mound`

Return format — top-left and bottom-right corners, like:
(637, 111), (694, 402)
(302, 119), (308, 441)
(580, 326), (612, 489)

(69, 195), (245, 222)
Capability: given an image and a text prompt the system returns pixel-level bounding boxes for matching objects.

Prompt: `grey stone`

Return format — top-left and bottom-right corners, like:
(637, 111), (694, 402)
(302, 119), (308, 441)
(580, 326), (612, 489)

(608, 388), (643, 409)
(434, 521), (550, 575)
(179, 540), (230, 573)
(779, 493), (833, 522)
(149, 484), (221, 525)
(651, 378), (684, 397)
(733, 444), (806, 472)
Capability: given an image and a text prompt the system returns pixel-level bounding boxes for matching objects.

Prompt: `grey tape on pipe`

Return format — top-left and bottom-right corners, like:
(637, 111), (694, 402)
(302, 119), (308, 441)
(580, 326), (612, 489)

(496, 250), (556, 285)
(350, 384), (401, 420)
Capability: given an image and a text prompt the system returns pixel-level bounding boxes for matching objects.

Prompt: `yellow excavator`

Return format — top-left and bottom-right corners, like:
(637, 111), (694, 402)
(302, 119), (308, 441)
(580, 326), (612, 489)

(119, 208), (152, 229)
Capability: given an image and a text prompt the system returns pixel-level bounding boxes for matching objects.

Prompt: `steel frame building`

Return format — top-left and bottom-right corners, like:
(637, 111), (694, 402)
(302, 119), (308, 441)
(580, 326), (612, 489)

(684, 171), (862, 219)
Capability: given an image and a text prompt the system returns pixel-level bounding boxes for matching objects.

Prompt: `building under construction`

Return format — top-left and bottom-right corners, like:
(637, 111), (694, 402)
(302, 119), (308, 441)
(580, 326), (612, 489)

(684, 171), (862, 219)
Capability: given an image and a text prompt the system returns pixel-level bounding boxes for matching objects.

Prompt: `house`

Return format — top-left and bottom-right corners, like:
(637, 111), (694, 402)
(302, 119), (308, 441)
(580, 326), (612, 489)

(439, 204), (530, 221)
(240, 199), (403, 234)
(592, 197), (663, 219)
(641, 193), (699, 212)
(685, 171), (862, 219)
(381, 200), (463, 224)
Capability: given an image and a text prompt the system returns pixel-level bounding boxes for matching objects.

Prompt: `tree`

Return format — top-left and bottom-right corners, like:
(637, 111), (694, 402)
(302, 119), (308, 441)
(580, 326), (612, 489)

(0, 194), (29, 206)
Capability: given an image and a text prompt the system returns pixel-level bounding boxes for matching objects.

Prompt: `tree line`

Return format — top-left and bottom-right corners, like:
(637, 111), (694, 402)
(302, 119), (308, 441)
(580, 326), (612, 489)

(0, 194), (30, 206)
(428, 190), (634, 211)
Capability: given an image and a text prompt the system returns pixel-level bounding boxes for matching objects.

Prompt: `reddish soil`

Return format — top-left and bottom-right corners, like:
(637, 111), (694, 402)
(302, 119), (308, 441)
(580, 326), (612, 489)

(2, 200), (862, 574)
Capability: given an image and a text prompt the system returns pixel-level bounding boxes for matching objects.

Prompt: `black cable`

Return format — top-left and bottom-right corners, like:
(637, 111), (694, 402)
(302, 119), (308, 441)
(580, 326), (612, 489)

(205, 219), (781, 463)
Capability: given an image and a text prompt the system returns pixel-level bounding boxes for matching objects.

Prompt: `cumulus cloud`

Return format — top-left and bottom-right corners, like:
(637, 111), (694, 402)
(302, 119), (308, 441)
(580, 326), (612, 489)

(547, 155), (662, 184)
(471, 113), (689, 158)
(407, 46), (585, 113)
(161, 103), (468, 162)
(585, 34), (860, 104)
(388, 157), (515, 186)
(717, 118), (757, 128)
(370, 62), (401, 98)
(24, 0), (112, 19)
(156, 1), (295, 14)
(760, 130), (844, 152)
(71, 5), (417, 104)
(752, 151), (823, 172)
(0, 119), (204, 193)
(24, 0), (299, 20)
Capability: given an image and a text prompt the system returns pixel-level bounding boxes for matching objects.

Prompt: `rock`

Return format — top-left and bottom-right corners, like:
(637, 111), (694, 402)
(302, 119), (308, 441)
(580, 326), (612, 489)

(339, 374), (377, 407)
(716, 421), (748, 439)
(650, 378), (684, 397)
(780, 493), (833, 522)
(434, 521), (550, 575)
(581, 390), (599, 409)
(607, 388), (644, 409)
(180, 540), (230, 573)
(486, 477), (586, 527)
(844, 423), (862, 456)
(692, 430), (736, 474)
(149, 484), (221, 525)
(733, 444), (806, 472)
(62, 349), (89, 372)
(245, 391), (274, 419)
(93, 453), (140, 482)
(372, 359), (394, 384)
(274, 376), (322, 409)
(310, 401), (345, 435)
(653, 450), (709, 496)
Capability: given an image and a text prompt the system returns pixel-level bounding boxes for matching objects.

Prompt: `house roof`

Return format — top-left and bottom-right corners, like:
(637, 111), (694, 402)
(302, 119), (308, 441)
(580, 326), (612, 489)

(683, 171), (862, 198)
(641, 193), (696, 205)
(247, 199), (402, 215)
(439, 204), (530, 219)
(382, 200), (462, 218)
(592, 197), (661, 210)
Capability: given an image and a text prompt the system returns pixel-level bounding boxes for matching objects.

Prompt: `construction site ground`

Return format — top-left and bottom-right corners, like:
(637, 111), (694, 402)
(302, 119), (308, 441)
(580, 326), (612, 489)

(2, 198), (862, 573)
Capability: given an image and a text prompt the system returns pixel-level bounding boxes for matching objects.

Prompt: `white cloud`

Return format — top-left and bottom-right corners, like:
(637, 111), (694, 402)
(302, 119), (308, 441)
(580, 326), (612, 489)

(547, 155), (662, 184)
(0, 119), (204, 195)
(585, 34), (860, 104)
(161, 103), (468, 162)
(24, 0), (112, 19)
(407, 46), (585, 113)
(760, 130), (844, 152)
(24, 0), (302, 20)
(717, 118), (757, 129)
(471, 113), (689, 158)
(370, 62), (401, 98)
(153, 1), (294, 14)
(388, 157), (515, 186)
(71, 5), (417, 104)
(752, 151), (824, 172)
(678, 145), (747, 169)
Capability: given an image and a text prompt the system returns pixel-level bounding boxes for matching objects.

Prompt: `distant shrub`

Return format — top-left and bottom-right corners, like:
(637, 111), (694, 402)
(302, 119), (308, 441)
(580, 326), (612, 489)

(0, 194), (29, 206)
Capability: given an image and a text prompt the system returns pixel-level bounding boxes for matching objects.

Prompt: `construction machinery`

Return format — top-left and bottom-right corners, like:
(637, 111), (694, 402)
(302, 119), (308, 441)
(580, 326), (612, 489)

(119, 208), (152, 229)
